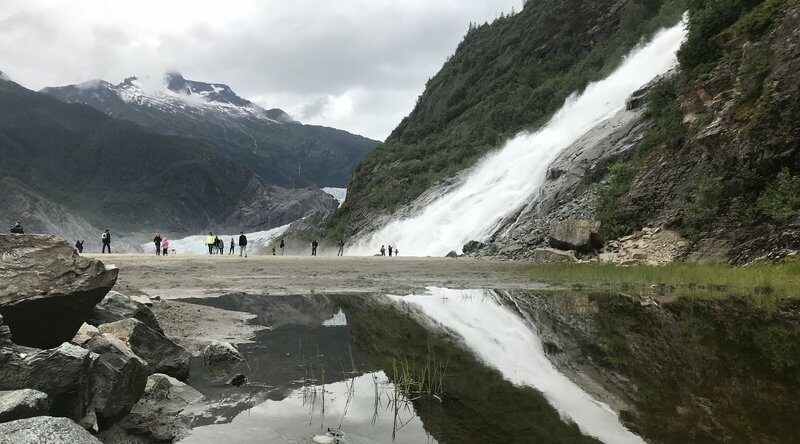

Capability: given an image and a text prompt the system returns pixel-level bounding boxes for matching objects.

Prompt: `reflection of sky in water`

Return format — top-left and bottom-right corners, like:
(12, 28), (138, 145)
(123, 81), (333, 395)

(182, 371), (435, 444)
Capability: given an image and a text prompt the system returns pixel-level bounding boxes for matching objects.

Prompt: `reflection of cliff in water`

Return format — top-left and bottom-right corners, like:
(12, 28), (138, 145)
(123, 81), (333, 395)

(508, 291), (800, 443)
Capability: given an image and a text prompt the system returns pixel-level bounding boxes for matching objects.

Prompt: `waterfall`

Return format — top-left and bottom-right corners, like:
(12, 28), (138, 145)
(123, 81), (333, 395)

(351, 22), (686, 256)
(389, 288), (646, 444)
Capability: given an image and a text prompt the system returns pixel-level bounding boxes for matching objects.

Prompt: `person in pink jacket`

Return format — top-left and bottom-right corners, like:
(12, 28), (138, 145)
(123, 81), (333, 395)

(161, 238), (170, 256)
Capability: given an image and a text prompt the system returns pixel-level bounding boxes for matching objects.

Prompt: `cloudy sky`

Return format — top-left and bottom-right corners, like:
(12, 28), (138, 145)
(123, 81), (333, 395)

(0, 0), (521, 140)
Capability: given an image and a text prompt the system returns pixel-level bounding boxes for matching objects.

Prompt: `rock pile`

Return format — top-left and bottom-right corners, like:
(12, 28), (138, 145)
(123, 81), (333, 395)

(0, 235), (200, 441)
(598, 227), (690, 265)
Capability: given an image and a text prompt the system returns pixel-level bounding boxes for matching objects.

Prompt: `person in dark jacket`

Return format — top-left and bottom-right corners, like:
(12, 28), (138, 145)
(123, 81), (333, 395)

(101, 229), (111, 253)
(9, 221), (24, 234)
(239, 232), (248, 258)
(337, 238), (345, 256)
(229, 237), (235, 255)
(75, 240), (84, 253)
(311, 239), (319, 256)
(280, 238), (285, 255)
(153, 233), (162, 255)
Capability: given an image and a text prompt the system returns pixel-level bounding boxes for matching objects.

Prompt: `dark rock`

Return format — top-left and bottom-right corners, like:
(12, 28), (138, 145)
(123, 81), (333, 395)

(0, 390), (50, 423)
(532, 248), (578, 263)
(0, 416), (101, 444)
(116, 373), (203, 442)
(99, 318), (191, 380)
(0, 341), (95, 420)
(84, 333), (148, 423)
(445, 250), (459, 258)
(0, 315), (12, 345)
(0, 234), (118, 348)
(89, 291), (163, 335)
(202, 340), (244, 366)
(548, 219), (603, 252)
(228, 374), (247, 387)
(462, 241), (486, 255)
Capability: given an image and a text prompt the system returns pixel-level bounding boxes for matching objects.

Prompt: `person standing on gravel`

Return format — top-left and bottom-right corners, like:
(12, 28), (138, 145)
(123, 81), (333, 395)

(205, 232), (215, 255)
(311, 239), (319, 256)
(239, 232), (248, 258)
(280, 238), (285, 255)
(229, 237), (235, 255)
(161, 237), (170, 255)
(153, 233), (162, 255)
(337, 238), (345, 256)
(101, 229), (111, 253)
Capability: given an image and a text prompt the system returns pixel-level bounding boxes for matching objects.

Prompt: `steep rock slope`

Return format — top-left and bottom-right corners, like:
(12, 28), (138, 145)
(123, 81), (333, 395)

(331, 0), (686, 239)
(0, 78), (334, 236)
(42, 72), (379, 188)
(595, 0), (800, 263)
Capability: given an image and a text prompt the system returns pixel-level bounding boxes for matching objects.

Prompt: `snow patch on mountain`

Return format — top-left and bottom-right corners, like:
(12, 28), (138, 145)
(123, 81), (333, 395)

(54, 72), (293, 124)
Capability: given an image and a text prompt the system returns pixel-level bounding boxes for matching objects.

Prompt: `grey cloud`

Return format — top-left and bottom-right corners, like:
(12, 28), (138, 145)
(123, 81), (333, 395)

(0, 1), (521, 139)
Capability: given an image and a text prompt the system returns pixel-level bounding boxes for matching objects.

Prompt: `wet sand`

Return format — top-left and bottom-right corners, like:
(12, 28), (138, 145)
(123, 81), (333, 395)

(87, 254), (544, 300)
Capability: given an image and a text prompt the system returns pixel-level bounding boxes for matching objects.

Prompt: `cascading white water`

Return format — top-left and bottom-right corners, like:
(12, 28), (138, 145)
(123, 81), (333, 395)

(351, 22), (686, 256)
(389, 288), (645, 444)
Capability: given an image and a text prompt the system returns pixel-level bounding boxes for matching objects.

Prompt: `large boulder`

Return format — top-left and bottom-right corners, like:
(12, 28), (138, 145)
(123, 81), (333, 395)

(0, 416), (101, 444)
(89, 291), (163, 335)
(99, 318), (191, 380)
(0, 339), (95, 420)
(84, 333), (148, 424)
(0, 234), (118, 348)
(0, 389), (50, 423)
(116, 373), (203, 442)
(548, 219), (603, 252)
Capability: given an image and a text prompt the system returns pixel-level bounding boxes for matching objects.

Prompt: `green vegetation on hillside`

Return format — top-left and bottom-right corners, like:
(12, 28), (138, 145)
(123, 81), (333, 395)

(331, 0), (688, 238)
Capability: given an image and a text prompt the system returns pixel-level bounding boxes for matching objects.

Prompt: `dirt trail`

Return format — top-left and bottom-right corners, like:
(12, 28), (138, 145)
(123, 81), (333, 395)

(87, 254), (543, 299)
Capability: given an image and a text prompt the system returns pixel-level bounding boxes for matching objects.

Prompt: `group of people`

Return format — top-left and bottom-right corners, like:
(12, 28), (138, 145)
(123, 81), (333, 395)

(9, 221), (394, 258)
(204, 232), (250, 257)
(152, 234), (171, 255)
(379, 245), (399, 256)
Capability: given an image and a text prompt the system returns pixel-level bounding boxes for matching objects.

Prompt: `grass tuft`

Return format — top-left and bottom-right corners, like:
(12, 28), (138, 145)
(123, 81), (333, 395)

(528, 259), (800, 297)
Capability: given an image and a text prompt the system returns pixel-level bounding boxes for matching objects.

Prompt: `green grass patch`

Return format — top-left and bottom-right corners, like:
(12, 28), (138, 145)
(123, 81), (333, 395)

(528, 260), (800, 297)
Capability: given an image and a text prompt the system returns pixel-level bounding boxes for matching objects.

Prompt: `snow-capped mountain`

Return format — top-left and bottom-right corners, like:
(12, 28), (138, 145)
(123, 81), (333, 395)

(42, 72), (378, 188)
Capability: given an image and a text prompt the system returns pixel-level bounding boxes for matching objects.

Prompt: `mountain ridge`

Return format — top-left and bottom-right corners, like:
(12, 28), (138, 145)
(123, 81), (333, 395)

(42, 72), (379, 188)
(0, 76), (337, 244)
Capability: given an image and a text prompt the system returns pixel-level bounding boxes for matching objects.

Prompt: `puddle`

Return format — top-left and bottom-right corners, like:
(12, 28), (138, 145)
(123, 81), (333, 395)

(175, 289), (800, 443)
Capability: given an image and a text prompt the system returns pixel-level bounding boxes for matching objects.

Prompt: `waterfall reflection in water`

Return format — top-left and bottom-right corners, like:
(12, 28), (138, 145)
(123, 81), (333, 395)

(388, 287), (645, 444)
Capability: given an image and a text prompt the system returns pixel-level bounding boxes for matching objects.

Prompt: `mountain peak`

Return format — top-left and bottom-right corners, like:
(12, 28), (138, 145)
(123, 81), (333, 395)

(164, 71), (189, 95)
(0, 70), (11, 82)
